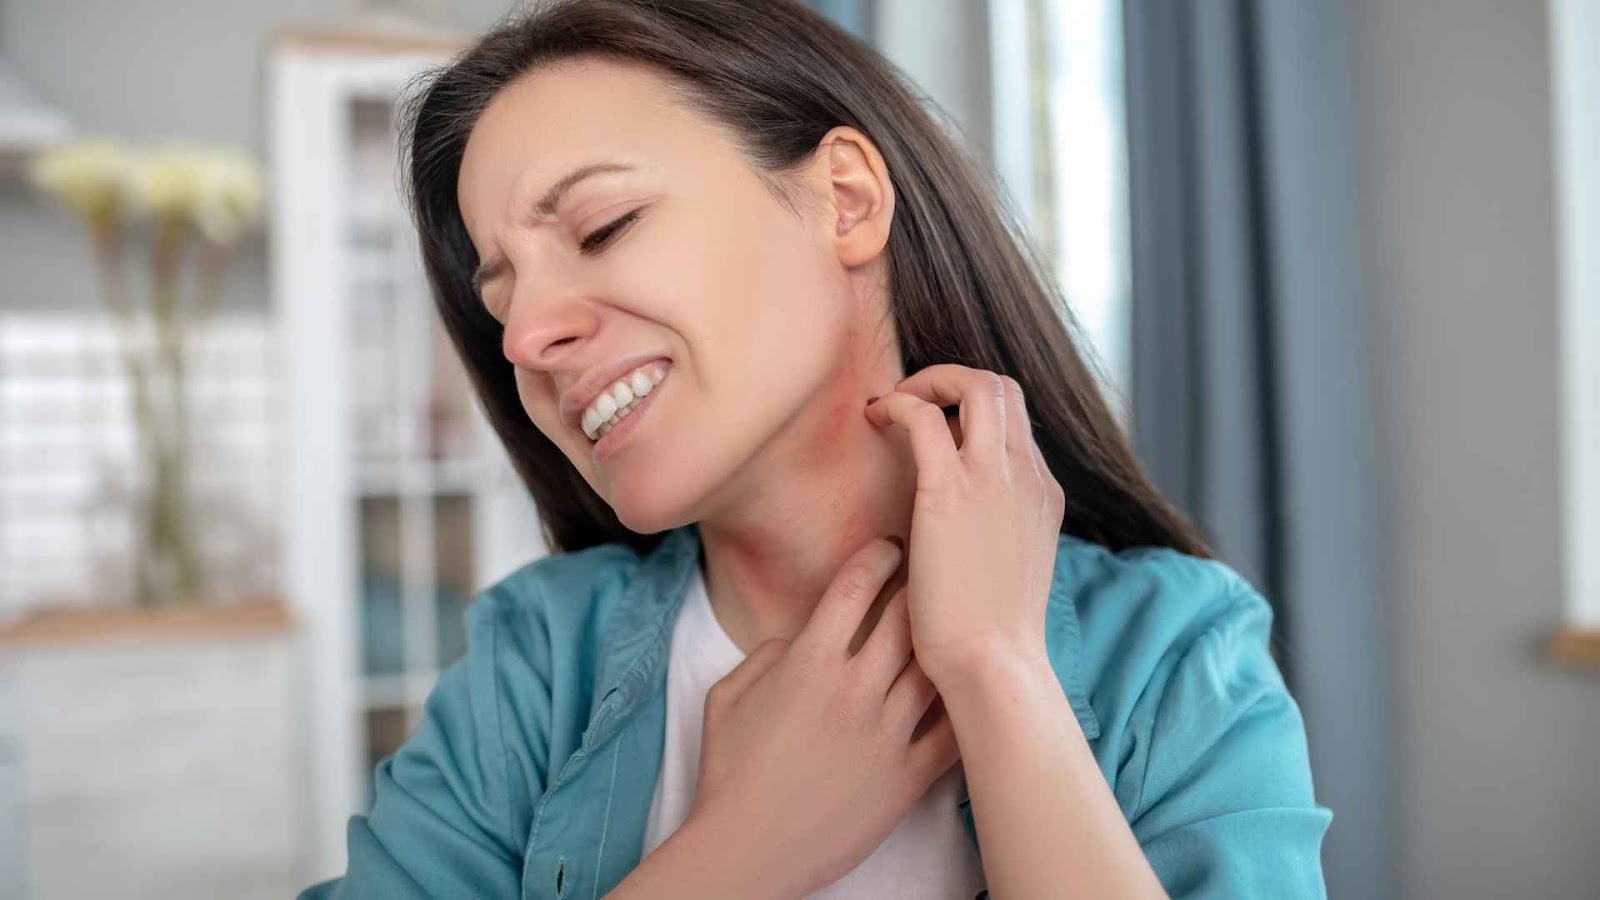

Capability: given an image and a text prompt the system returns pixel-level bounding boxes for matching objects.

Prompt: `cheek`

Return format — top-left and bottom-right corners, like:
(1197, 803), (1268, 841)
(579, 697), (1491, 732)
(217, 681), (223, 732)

(514, 369), (565, 444)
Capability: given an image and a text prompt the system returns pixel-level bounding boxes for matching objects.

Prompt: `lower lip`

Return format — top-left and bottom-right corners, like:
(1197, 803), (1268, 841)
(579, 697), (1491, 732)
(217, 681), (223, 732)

(589, 363), (671, 463)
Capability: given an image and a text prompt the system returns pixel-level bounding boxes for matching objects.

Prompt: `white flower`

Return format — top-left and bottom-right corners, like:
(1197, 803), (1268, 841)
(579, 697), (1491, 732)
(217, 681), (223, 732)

(31, 140), (264, 245)
(26, 140), (135, 228)
(123, 146), (263, 244)
(124, 146), (206, 223)
(190, 151), (263, 244)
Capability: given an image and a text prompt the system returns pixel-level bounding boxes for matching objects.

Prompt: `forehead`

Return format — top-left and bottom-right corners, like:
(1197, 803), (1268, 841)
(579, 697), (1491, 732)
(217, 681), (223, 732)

(457, 57), (720, 239)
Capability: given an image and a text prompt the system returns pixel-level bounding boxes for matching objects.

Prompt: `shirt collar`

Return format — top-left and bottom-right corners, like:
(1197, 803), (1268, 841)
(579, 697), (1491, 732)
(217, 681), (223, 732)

(584, 523), (1100, 752)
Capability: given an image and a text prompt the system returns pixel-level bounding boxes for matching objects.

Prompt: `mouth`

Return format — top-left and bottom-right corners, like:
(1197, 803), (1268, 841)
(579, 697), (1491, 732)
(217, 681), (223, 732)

(563, 354), (672, 433)
(587, 362), (671, 462)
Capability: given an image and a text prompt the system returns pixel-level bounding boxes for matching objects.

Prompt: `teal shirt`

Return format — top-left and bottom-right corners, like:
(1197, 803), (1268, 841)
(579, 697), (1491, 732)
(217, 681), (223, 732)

(301, 523), (1332, 899)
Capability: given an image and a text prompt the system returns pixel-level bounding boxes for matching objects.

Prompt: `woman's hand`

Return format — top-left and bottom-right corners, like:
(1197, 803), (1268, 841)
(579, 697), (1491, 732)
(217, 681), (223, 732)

(864, 364), (1066, 687)
(687, 537), (962, 900)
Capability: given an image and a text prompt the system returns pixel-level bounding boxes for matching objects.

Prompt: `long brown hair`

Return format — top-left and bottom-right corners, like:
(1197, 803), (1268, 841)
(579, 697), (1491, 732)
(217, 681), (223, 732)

(397, 0), (1208, 559)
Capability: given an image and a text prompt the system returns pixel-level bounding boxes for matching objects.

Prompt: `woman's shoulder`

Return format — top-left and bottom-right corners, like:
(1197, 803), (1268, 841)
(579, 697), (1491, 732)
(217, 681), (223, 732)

(1050, 533), (1330, 880)
(1053, 532), (1277, 690)
(1049, 532), (1293, 748)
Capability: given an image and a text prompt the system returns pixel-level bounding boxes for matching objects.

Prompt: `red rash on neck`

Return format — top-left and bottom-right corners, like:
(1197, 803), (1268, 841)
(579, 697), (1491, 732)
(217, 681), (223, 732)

(799, 326), (863, 468)
(806, 323), (890, 573)
(702, 323), (889, 609)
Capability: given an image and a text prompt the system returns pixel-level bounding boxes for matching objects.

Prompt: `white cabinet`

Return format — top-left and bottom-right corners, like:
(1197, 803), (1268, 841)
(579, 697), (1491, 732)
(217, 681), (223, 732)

(269, 31), (549, 883)
(0, 610), (299, 900)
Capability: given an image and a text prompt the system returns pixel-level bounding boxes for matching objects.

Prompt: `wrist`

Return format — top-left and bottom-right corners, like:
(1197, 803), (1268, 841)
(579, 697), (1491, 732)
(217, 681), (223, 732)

(930, 639), (1056, 720)
(608, 810), (781, 900)
(663, 809), (804, 900)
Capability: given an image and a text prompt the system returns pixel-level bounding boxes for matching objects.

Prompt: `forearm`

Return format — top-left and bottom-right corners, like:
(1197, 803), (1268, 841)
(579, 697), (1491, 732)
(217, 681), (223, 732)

(937, 648), (1168, 900)
(604, 812), (797, 900)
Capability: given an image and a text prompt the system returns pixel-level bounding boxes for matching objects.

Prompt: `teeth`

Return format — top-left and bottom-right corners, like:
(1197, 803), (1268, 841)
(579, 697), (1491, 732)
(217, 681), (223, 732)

(580, 363), (668, 441)
(609, 380), (634, 411)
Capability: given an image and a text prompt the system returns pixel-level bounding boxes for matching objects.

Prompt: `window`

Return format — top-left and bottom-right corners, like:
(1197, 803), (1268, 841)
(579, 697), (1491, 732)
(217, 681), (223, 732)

(812, 0), (1132, 419)
(990, 0), (1131, 422)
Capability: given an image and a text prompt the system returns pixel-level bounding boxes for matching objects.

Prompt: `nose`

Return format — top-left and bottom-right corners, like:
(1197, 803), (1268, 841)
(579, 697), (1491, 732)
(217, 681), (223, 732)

(500, 288), (601, 371)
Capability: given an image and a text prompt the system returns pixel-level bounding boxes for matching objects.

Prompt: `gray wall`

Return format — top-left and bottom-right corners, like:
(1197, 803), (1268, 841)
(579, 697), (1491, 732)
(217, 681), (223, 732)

(0, 0), (513, 313)
(1351, 0), (1600, 896)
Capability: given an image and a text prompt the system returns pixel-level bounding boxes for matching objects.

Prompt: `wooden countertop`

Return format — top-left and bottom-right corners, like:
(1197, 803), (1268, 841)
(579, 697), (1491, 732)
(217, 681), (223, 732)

(1548, 626), (1600, 673)
(0, 600), (295, 648)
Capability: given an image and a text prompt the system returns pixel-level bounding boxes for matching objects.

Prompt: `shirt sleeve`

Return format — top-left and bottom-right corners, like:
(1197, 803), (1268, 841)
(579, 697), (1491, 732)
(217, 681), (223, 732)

(1121, 582), (1334, 899)
(298, 591), (550, 899)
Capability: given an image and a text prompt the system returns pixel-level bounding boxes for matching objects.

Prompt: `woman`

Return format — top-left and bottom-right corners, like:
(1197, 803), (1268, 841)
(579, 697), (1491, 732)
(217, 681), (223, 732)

(301, 0), (1332, 897)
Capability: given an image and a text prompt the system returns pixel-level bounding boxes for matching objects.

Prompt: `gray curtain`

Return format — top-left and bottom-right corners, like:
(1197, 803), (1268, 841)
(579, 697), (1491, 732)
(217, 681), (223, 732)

(804, 0), (873, 42)
(1123, 1), (1389, 898)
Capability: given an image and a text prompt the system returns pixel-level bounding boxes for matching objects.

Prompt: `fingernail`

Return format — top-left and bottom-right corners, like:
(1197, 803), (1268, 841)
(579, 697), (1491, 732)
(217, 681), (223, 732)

(887, 535), (904, 551)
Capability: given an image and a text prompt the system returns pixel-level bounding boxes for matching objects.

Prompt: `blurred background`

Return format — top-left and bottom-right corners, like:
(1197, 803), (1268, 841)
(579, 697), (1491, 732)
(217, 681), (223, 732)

(0, 0), (1595, 898)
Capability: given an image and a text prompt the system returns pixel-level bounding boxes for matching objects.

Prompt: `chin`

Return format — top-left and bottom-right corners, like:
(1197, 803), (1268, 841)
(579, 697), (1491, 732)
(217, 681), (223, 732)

(598, 467), (701, 536)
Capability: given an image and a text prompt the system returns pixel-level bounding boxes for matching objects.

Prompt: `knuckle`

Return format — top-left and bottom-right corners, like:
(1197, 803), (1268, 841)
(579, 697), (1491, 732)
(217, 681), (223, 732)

(1046, 476), (1066, 507)
(835, 561), (882, 599)
(1025, 463), (1049, 491)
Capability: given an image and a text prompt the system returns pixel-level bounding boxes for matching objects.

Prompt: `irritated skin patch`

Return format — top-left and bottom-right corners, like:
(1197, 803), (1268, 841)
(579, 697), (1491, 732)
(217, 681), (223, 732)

(808, 322), (891, 560)
(699, 320), (910, 652)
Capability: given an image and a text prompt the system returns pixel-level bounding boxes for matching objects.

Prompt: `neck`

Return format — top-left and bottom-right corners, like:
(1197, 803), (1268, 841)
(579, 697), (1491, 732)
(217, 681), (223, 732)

(695, 321), (916, 656)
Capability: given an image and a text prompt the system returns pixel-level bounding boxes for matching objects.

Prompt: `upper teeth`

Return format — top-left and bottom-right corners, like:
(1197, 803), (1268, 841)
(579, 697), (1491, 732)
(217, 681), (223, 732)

(580, 363), (669, 441)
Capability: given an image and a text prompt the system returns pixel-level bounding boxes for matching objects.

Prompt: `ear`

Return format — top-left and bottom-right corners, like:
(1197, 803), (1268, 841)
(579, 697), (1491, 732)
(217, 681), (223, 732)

(817, 125), (894, 268)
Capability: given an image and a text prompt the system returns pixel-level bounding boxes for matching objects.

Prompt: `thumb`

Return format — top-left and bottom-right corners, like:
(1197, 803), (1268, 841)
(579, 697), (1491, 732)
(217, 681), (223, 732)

(706, 637), (788, 710)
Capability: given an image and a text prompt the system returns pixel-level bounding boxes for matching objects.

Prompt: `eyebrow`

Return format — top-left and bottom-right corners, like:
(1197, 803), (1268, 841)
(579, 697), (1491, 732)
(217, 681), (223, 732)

(470, 162), (638, 294)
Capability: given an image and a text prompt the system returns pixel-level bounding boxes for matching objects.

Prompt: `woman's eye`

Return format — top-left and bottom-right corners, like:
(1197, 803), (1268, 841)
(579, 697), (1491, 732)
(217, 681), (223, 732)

(579, 209), (641, 255)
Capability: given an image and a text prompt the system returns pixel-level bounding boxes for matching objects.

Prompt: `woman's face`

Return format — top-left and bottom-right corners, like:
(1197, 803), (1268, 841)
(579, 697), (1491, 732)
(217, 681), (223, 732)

(457, 56), (896, 534)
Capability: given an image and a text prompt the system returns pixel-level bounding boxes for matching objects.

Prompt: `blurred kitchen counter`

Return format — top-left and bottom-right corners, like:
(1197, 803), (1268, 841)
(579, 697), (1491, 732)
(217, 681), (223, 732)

(0, 602), (301, 900)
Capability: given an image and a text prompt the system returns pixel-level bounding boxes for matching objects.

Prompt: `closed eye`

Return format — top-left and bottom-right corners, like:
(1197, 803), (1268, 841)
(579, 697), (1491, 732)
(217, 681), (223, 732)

(479, 208), (644, 321)
(580, 209), (642, 255)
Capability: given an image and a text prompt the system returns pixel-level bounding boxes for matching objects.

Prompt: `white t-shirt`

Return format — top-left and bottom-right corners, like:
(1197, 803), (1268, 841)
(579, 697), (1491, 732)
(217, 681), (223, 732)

(641, 563), (988, 899)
